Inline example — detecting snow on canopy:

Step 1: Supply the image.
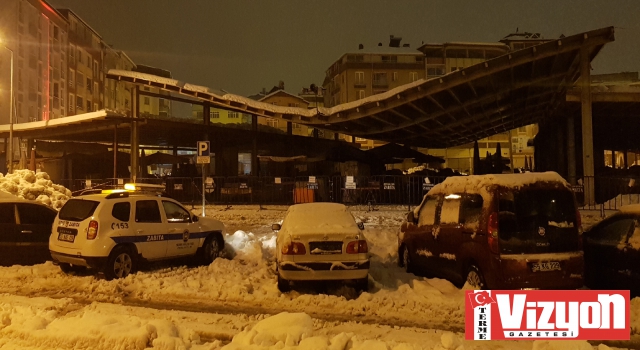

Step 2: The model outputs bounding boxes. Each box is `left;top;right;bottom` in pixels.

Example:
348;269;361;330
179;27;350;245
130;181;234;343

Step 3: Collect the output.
281;203;360;235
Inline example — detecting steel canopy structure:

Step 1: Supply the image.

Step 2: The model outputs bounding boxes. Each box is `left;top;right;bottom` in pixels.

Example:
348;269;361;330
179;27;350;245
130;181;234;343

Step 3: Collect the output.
103;27;614;148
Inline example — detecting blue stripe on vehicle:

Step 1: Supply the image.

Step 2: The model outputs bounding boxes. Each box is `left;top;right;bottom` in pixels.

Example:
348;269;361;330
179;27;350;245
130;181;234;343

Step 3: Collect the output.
111;230;221;244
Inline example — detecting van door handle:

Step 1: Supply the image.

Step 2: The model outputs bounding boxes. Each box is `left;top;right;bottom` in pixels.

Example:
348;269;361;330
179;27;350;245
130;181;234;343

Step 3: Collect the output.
21;230;32;234
168;228;178;233
136;229;144;234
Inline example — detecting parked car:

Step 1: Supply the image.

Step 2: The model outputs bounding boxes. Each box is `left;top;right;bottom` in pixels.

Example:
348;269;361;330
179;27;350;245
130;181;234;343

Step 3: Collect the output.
398;172;583;290
583;204;640;296
0;198;57;266
49;186;225;279
273;203;369;292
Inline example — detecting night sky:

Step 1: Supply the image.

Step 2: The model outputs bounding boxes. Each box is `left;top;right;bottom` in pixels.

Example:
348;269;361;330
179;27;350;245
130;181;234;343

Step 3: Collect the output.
48;0;640;96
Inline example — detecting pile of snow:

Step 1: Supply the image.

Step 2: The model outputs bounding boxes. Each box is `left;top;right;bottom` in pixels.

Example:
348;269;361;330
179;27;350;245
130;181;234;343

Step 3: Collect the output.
0;170;71;210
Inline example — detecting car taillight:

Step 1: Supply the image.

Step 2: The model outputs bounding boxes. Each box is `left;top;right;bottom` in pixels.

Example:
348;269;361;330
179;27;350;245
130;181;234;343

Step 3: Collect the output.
346;240;368;254
487;212;499;254
87;220;98;240
281;242;306;255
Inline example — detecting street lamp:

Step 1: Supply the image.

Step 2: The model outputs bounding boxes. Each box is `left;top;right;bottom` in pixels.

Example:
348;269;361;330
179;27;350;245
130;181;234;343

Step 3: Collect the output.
0;38;14;173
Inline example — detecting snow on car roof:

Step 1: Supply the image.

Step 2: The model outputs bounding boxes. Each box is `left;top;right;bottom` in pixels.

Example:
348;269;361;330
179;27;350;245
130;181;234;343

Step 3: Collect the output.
428;171;569;196
618;204;640;214
283;203;360;234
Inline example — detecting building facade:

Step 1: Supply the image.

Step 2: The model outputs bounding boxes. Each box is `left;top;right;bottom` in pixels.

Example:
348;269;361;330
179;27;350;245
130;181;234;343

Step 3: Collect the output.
0;0;69;123
57;9;104;116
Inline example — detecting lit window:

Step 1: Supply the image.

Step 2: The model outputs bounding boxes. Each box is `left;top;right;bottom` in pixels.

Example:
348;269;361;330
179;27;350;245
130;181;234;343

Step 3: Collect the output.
358;90;365;99
210;111;220;119
410;72;418;82
229;112;239;118
144;97;150;105
355;71;364;84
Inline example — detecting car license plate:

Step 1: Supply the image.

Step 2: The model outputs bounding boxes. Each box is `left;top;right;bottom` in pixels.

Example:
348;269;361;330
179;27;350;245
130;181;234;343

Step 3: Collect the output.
58;233;75;242
531;261;561;272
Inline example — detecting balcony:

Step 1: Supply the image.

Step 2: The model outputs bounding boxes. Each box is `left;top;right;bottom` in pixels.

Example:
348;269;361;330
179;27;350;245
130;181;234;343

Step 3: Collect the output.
354;82;366;88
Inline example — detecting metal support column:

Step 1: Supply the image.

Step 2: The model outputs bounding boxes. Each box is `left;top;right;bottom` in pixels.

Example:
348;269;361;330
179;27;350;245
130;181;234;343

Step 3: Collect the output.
286;122;292;135
313;128;319;138
203;104;210;126
580;47;595;205
252;115;258;176
507;131;514;173
130;87;139;182
113;124;118;179
567;116;576;184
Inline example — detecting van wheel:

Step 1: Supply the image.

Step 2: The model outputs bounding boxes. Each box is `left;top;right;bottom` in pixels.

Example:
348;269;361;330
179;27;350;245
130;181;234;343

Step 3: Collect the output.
466;265;486;290
104;246;135;280
277;275;290;293
403;246;413;273
199;235;223;265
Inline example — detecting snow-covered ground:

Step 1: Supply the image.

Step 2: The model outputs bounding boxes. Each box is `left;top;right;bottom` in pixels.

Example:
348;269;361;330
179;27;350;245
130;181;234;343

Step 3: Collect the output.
0;204;632;349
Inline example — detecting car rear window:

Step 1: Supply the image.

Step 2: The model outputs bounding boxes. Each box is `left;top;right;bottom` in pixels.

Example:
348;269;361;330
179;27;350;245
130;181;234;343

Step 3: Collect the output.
498;188;579;254
59;199;100;221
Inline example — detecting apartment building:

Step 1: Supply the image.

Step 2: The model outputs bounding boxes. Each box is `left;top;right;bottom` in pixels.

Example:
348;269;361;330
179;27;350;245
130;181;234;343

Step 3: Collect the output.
0;0;69;123
103;46;135;115
57;9;105;116
258;89;311;137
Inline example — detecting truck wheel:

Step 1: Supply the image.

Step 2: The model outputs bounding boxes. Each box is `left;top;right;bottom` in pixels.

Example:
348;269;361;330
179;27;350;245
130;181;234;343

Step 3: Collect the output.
104;246;135;280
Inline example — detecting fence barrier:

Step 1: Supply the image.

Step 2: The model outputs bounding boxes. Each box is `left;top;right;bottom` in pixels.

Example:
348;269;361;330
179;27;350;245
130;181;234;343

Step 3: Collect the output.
59;174;640;214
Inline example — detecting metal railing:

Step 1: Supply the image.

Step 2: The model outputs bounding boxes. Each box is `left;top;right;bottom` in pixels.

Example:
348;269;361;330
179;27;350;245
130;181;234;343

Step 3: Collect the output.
61;174;640;214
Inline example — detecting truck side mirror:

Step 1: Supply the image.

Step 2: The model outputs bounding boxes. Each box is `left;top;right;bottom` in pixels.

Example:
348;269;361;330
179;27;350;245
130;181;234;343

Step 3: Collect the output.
272;223;281;231
407;211;416;224
357;222;365;230
192;215;199;223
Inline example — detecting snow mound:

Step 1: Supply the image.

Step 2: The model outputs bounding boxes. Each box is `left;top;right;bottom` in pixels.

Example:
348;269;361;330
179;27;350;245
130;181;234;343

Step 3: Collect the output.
0;170;71;210
224;230;276;262
229;312;313;347
532;340;602;350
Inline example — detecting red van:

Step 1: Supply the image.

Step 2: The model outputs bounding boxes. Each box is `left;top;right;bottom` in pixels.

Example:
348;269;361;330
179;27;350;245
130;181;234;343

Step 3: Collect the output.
398;172;584;290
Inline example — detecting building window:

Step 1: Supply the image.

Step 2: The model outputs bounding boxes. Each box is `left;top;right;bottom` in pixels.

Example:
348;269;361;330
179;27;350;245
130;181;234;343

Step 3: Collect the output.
355;71;364;85
381;55;397;63
266;118;278;128
392;72;398;82
68;93;74;113
53;26;59;40
77;72;84;89
293;123;301;129
229;112;239;118
94;103;98;112
427;67;445;77
373;72;387;86
76;96;83;110
358;90;365;100
53;83;59;98
86;78;92;92
94;82;99;95
86;101;92;111
144;97;150;105
410;72;418;82
415;56;424;62
211;111;219;119
518;126;527;133
77;50;82;65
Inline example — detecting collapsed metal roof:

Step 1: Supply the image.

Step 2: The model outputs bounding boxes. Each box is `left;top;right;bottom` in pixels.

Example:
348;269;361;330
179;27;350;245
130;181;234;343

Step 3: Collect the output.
105;27;614;148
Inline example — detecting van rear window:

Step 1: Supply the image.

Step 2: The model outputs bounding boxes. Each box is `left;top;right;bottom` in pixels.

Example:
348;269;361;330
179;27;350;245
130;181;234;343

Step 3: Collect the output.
498;188;579;254
59;199;99;221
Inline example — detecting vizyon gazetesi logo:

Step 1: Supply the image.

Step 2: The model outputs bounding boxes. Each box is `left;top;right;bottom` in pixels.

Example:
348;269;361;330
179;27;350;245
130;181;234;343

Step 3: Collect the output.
465;290;629;340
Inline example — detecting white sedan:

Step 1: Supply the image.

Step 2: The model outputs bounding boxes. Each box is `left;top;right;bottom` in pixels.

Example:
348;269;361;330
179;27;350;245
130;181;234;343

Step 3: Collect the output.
273;203;369;292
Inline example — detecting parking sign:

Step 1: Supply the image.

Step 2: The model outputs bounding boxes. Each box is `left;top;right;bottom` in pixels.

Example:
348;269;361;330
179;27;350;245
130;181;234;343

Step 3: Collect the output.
197;141;210;164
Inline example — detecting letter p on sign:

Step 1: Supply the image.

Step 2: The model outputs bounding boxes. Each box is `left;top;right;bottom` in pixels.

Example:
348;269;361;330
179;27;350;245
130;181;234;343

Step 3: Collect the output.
197;141;210;157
